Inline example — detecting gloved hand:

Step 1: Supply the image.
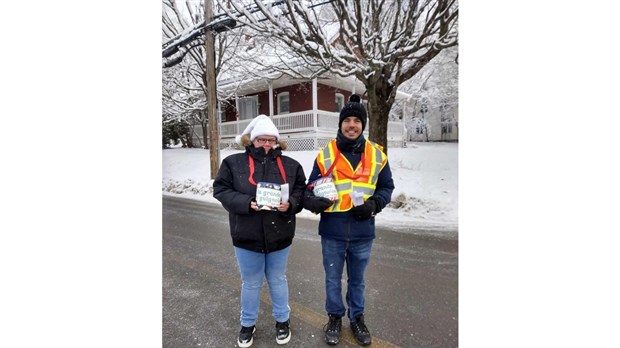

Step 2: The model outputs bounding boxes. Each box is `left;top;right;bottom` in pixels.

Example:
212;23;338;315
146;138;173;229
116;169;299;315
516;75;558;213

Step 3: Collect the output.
349;198;378;220
303;190;333;214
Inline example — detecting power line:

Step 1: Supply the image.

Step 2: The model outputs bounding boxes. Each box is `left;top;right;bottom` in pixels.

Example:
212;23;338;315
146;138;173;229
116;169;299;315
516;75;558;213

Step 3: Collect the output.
162;0;335;68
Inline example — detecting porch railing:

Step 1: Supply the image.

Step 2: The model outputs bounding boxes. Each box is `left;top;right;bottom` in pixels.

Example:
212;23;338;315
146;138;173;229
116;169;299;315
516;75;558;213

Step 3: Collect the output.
213;109;405;150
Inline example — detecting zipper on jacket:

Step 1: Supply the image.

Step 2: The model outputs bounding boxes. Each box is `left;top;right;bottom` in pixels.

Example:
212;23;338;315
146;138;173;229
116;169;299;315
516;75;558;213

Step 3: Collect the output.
261;157;269;253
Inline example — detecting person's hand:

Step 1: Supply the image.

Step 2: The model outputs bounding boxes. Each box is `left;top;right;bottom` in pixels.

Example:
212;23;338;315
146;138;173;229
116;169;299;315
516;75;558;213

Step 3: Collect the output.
277;201;290;213
349;198;377;220
303;190;333;214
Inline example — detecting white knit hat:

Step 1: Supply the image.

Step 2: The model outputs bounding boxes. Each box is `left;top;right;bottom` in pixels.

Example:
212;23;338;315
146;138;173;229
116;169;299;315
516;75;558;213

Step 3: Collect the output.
235;114;280;145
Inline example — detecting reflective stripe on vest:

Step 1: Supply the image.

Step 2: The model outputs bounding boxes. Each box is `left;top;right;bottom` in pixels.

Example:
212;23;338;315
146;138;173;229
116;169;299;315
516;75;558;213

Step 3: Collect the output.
316;139;387;212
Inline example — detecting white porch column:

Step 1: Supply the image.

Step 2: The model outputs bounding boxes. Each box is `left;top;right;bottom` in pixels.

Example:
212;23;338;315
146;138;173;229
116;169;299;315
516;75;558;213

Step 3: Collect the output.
312;78;318;112
269;82;274;116
312;78;318;149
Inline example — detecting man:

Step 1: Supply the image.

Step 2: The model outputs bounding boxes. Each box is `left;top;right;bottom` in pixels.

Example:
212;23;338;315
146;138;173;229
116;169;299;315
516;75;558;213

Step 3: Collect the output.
303;95;395;346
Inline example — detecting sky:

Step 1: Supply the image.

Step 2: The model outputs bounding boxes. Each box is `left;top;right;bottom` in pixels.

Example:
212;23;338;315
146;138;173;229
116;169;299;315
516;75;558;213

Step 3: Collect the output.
163;142;458;233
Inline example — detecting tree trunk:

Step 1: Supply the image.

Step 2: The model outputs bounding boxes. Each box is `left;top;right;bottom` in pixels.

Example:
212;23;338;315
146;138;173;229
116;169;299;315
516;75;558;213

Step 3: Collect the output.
365;79;395;154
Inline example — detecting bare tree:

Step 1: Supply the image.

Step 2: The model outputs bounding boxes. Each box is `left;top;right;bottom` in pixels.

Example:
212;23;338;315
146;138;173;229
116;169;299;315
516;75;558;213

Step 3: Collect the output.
393;46;458;141
162;0;247;148
217;0;458;151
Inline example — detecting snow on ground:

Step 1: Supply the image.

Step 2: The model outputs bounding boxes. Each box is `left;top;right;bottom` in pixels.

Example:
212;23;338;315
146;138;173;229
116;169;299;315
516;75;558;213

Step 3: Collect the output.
163;142;458;233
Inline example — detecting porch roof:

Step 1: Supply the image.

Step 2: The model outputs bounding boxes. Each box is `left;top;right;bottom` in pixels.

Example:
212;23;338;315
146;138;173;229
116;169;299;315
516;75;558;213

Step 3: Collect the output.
218;71;411;101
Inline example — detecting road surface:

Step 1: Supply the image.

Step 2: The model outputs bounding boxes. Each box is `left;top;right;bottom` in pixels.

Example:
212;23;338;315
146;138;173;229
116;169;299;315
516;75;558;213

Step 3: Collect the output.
163;195;458;347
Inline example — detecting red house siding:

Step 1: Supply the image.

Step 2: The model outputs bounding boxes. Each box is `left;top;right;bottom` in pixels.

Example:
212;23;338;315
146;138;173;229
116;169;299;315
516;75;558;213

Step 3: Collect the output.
316;84;350;112
221;82;364;121
258;91;270;115
269;84;313;114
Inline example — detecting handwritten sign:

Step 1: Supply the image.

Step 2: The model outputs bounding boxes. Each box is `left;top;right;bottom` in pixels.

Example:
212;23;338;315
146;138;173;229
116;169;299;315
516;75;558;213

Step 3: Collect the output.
311;177;338;201
256;182;282;211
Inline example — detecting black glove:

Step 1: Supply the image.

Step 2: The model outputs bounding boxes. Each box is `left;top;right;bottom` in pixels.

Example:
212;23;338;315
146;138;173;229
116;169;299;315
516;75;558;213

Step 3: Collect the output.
303;190;333;214
349;198;378;220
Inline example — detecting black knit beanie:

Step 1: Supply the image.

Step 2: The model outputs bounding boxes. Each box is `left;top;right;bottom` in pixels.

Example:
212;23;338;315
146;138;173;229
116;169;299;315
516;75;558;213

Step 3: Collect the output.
339;94;367;131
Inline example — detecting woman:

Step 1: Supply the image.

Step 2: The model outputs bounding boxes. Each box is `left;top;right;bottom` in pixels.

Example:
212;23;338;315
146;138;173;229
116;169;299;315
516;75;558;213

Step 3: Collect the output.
213;115;306;347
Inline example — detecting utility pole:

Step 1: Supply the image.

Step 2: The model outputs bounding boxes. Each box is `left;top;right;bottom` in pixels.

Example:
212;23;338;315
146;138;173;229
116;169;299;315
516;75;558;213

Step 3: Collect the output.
205;0;220;180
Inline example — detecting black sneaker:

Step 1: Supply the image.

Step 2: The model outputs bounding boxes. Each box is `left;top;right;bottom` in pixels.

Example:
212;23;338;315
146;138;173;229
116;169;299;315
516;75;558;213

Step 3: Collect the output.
323;314;342;345
350;315;371;346
238;325;256;348
275;320;291;345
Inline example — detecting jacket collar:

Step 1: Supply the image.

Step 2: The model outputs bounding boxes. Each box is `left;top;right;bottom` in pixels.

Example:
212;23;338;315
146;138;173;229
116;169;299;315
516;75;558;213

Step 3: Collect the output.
246;144;282;160
336;130;366;153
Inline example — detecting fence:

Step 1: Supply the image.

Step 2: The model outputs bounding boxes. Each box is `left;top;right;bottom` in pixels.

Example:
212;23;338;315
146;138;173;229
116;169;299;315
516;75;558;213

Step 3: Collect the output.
192;110;405;151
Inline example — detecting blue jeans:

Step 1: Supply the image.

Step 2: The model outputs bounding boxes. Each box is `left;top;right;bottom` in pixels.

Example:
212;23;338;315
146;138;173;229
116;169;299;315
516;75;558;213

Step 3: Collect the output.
234;246;291;327
321;237;373;320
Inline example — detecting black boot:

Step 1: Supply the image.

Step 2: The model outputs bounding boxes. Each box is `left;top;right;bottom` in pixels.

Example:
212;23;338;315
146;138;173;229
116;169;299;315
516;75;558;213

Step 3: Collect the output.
323;314;342;345
350;315;372;346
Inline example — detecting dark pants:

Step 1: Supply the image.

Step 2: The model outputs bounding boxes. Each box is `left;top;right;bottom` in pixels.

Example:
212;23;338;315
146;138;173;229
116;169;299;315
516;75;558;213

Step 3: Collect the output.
321;237;373;320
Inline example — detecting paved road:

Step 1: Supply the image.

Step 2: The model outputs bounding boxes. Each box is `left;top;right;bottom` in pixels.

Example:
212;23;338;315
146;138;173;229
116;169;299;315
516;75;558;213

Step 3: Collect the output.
163;195;458;347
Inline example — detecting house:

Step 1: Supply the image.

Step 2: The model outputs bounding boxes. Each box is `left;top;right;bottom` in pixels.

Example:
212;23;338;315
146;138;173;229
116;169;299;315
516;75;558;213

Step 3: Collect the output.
191;72;409;151
407;101;459;142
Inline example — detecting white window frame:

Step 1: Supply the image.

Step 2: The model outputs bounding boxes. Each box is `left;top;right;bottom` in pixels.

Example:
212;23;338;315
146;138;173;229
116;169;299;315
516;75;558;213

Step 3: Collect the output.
335;93;345;112
277;92;290;114
238;96;259;120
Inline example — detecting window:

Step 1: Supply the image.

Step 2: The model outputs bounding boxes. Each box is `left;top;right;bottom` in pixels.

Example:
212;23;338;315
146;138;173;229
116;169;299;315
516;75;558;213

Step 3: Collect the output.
441;115;453;134
440;101;454;134
417;104;429;134
238;96;258;120
278;92;290;114
335;93;344;112
414;117;425;134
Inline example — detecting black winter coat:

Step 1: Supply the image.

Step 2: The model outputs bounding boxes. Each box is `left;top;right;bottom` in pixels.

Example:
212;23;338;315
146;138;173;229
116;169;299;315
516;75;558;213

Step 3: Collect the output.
213;145;307;253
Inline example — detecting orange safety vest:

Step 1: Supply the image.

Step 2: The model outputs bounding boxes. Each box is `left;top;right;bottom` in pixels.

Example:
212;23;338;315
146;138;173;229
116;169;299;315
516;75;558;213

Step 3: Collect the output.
316;139;387;212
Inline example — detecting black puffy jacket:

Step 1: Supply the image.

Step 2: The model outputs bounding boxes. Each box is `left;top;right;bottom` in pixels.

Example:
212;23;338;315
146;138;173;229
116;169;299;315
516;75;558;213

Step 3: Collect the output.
213;144;307;253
